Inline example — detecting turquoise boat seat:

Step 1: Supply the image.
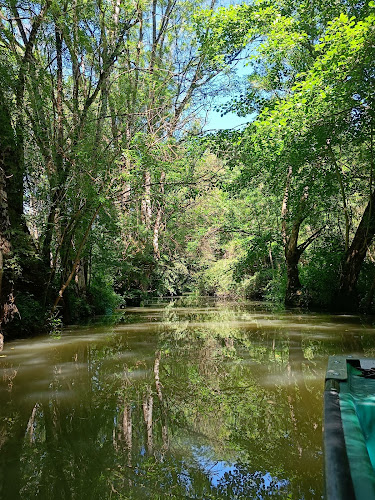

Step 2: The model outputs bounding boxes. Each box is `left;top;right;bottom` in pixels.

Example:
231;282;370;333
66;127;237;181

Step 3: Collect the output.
340;363;375;499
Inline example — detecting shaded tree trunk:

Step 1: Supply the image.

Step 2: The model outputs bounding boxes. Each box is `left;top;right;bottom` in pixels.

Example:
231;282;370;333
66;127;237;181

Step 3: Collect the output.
0;98;25;332
282;166;304;307
0;5;51;333
336;189;375;310
153;172;166;259
141;170;152;229
0;99;24;232
0;167;11;315
281;167;323;306
285;226;303;307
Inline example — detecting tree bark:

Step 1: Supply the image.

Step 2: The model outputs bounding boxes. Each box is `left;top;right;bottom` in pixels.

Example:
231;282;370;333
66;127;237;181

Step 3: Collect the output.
0;93;23;232
285;224;303;307
141;170;152;229
0;167;11;297
0;166;11;333
282;167;304;306
281;167;324;306
153;171;166;259
327;142;350;251
336;189;375;310
52;203;102;312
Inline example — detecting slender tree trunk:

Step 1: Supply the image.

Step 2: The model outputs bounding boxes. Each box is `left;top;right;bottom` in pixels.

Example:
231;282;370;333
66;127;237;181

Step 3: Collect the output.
52;203;102;312
42;204;56;268
281;167;323;306
75;259;87;296
153;209;162;259
285;224;303;306
141;170;152;229
282;167;303;306
153;172;166;259
327;142;350;251
364;274;375;312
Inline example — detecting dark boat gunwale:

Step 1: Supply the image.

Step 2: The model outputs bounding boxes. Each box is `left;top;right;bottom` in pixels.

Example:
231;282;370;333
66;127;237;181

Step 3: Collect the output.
324;356;356;499
324;356;375;500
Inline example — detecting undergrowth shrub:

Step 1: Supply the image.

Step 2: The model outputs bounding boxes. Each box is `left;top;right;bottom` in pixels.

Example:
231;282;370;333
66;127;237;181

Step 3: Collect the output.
89;277;123;315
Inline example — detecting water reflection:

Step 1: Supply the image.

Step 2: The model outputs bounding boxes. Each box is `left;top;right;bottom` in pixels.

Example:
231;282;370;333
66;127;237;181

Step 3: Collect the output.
1;300;374;499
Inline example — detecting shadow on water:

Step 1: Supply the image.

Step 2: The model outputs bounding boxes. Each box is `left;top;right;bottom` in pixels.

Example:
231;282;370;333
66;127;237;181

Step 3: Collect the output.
1;299;375;499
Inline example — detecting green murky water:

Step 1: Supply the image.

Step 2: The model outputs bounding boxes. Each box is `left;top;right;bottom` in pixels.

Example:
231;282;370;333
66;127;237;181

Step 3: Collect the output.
1;299;374;499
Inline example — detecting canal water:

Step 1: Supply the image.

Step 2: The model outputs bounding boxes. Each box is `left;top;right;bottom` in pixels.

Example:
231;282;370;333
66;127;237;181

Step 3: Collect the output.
0;299;374;499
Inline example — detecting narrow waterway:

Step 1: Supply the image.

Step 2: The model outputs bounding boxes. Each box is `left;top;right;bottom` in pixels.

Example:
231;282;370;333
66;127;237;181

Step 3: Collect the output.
0;299;374;499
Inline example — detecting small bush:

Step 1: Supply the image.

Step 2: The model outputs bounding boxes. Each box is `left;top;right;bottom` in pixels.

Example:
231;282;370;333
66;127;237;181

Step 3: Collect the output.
300;238;344;307
240;269;275;299
8;292;45;335
264;270;287;303
89;278;123;315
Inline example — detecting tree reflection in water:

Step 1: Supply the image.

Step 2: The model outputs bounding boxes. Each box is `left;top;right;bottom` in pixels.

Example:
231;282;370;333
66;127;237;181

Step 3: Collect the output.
0;300;370;499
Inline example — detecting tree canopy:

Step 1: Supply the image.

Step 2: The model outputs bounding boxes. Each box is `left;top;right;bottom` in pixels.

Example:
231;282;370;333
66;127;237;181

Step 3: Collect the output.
0;0;374;336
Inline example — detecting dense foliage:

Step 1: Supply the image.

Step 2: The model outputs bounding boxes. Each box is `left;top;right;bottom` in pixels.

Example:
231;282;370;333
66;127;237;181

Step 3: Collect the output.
0;0;374;336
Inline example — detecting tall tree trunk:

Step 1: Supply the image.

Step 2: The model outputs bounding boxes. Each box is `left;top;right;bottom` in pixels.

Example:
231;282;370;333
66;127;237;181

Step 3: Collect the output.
285;224;303;306
153;172;165;259
52;203;102;312
281;167;304;306
0;166;12;335
0;93;24;233
281;167;323;306
0;168;11;298
153;209;162;259
0;97;29;330
0;5;51;333
141;170;152;229
337;189;375;310
327;142;350;251
42;204;56;268
75;259;87;297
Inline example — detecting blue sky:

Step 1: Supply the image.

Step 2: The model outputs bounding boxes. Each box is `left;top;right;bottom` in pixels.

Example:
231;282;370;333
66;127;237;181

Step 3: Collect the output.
202;58;253;131
204;108;250;131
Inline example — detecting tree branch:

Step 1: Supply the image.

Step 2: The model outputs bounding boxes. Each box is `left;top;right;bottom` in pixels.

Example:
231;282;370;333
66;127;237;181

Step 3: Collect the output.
297;226;326;254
